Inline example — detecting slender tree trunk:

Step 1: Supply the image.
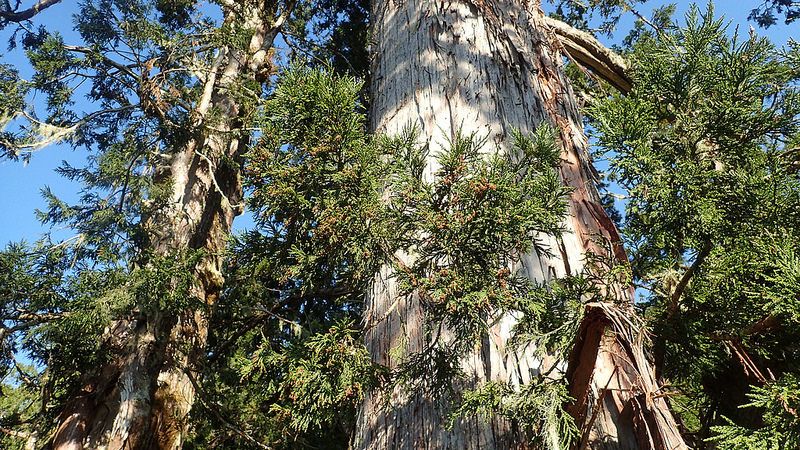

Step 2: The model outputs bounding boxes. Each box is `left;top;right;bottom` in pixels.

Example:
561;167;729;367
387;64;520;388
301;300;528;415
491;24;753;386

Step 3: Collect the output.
49;3;284;449
355;1;686;449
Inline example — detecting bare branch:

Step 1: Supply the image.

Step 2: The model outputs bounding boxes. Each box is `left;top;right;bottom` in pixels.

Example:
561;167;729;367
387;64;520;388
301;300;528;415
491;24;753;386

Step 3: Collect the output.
668;241;713;314
744;314;781;335
724;339;772;383
0;0;60;23
0;426;35;440
541;15;632;93
62;45;140;80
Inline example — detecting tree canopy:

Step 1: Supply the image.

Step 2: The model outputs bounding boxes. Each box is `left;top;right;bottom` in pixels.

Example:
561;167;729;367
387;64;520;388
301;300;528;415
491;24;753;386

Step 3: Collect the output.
0;1;798;449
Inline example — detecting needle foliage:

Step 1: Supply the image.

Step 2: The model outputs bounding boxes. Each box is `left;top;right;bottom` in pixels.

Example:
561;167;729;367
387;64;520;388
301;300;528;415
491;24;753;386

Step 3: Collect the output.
591;6;800;448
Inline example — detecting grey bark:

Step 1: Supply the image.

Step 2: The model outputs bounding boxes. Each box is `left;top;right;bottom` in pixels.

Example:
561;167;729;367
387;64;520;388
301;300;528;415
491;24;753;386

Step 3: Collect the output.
355;1;686;449
49;3;286;449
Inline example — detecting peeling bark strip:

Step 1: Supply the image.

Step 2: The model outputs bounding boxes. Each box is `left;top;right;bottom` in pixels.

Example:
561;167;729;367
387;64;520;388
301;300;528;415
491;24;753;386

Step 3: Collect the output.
49;2;287;449
540;16;632;93
356;1;685;449
566;304;686;450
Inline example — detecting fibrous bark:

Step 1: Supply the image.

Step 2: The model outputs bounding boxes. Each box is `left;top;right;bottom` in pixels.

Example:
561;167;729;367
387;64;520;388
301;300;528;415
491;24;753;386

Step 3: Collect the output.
49;3;286;449
355;1;685;449
540;15;632;93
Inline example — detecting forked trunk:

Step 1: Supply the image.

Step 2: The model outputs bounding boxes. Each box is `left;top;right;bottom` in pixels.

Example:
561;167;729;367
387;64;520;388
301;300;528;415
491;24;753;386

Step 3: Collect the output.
49;3;284;449
355;1;686;448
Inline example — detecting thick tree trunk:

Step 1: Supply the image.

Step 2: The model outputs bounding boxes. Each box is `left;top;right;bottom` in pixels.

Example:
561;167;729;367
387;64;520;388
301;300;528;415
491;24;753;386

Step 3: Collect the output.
355;1;686;449
49;3;283;449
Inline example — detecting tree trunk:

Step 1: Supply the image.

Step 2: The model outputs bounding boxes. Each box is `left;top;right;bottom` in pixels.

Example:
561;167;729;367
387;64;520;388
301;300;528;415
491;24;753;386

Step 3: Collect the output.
355;1;686;449
49;3;284;449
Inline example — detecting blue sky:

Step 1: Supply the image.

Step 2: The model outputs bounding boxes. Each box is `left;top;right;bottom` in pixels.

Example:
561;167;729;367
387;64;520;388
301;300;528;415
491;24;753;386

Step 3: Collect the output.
0;1;796;247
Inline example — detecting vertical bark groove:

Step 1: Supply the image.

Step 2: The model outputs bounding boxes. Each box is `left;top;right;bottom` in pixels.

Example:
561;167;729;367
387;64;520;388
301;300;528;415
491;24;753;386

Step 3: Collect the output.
49;3;286;449
356;0;686;448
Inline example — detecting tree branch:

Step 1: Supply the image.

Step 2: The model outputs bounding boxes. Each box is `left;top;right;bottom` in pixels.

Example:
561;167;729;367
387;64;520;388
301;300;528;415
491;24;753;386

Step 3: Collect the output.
541;15;632;93
0;427;35;440
184;370;272;450
0;0;61;23
62;45;140;80
668;241;713;314
7;106;137;154
744;314;781;335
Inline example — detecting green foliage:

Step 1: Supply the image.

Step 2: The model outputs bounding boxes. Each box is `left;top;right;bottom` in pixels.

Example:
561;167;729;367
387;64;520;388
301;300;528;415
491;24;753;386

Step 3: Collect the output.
620;3;677;49
749;0;800;27
301;0;371;77
0;64;29;160
762;242;800;322
0;365;39;450
239;321;382;437
246;64;387;298
511;275;598;359
590;5;800;446
0;240;203;433
193;322;382;449
129;251;204;312
383;124;567;393
192;65;386;448
710;374;800;449
450;379;578;449
155;0;198;28
594;7;798;258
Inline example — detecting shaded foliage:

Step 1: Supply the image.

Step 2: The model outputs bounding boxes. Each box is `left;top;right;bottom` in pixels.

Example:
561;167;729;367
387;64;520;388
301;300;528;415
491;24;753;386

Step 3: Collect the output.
590;5;800;447
749;0;800;27
190;66;386;448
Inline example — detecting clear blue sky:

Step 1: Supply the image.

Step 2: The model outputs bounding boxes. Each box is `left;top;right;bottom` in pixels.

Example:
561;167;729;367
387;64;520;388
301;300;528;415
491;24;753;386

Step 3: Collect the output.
0;1;796;247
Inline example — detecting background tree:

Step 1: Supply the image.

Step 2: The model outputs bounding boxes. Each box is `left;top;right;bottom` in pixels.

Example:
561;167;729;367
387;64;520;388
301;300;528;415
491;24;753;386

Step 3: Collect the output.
0;0;297;447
